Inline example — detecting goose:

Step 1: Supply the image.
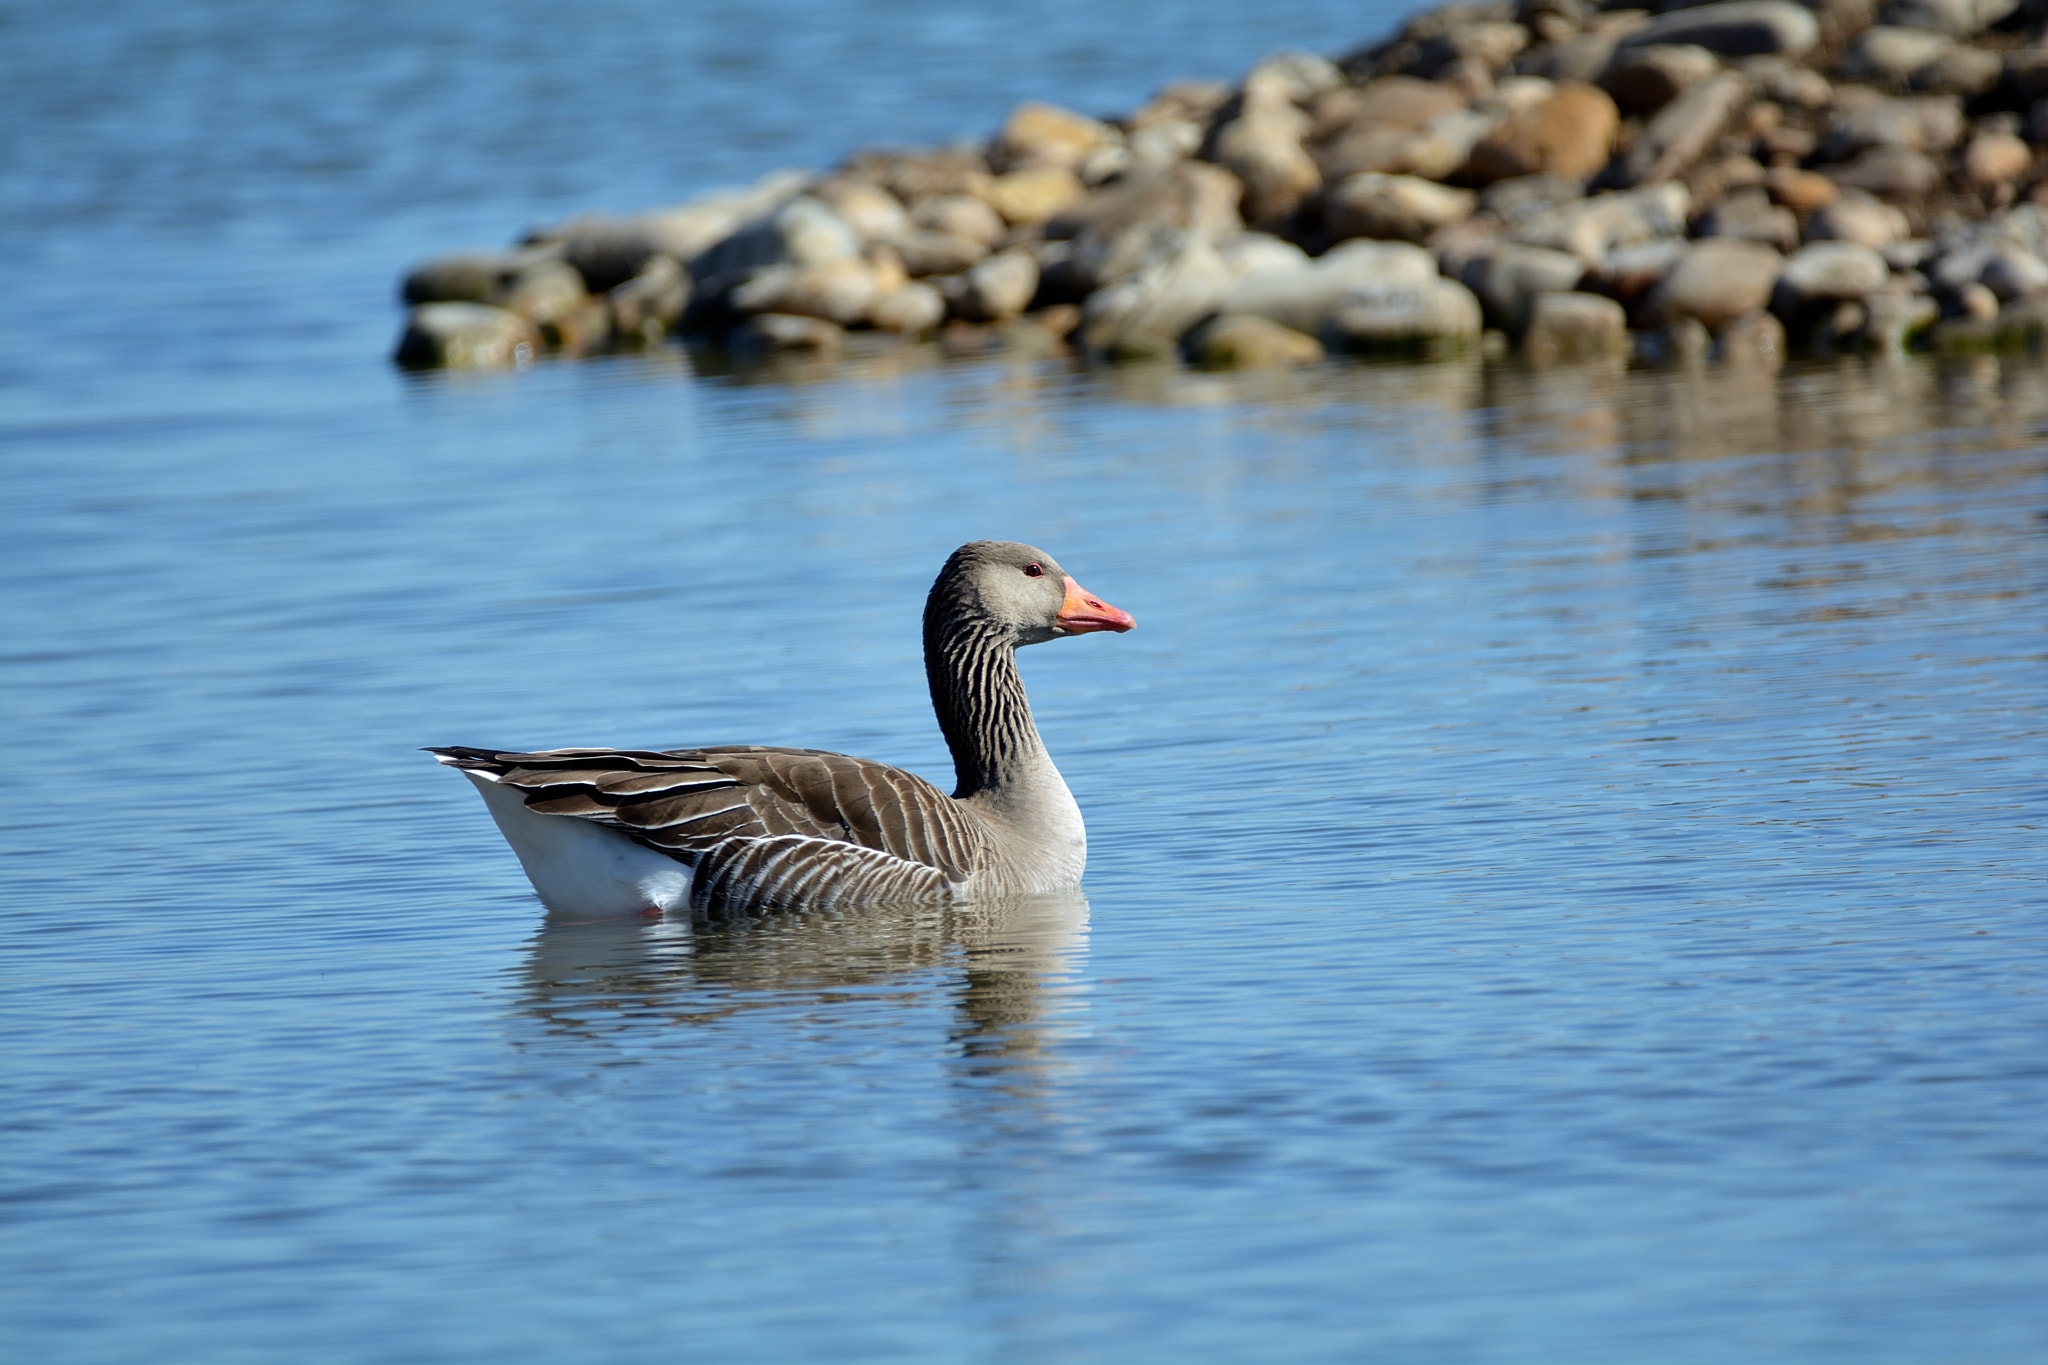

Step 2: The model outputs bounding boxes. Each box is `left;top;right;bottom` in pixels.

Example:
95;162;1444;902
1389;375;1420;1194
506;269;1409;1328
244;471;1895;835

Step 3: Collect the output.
429;541;1134;916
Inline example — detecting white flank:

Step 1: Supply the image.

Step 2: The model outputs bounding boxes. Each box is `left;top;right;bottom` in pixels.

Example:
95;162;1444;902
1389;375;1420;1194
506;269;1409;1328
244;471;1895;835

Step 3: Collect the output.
465;772;693;916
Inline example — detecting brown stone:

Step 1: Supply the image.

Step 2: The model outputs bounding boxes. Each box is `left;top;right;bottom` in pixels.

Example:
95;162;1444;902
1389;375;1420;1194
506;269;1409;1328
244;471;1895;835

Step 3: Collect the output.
1522;290;1629;360
939;249;1041;322
1602;44;1722;116
866;282;946;334
393;303;539;370
1213;113;1322;227
1764;166;1839;213
1325;173;1478;243
982;166;1086;226
910;194;1006;249
990;102;1113;174
1963;132;2034;189
1613;71;1751;186
1184;314;1326;369
1827;145;1942;199
1463;81;1620;184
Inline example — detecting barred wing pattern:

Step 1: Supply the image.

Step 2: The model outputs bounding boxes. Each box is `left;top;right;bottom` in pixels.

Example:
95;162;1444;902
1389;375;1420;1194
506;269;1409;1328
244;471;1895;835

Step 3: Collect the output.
426;744;986;913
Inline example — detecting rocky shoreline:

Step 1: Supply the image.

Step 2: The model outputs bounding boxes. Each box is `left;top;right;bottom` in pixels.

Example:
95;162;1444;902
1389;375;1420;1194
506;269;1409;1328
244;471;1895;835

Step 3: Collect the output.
395;0;2048;372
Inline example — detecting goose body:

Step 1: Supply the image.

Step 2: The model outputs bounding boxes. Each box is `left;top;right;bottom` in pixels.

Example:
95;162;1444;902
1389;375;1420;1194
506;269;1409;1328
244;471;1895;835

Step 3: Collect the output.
431;541;1134;916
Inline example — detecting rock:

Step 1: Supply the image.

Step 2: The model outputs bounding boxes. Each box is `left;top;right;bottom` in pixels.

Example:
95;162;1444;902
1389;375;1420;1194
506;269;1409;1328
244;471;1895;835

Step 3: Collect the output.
1611;71;1751;186
1521;289;1629;358
1617;2;1819;59
1915;46;2004;97
1217;233;1314;280
729;257;879;324
1212;107;1322;227
1827;144;1942;198
940;249;1042;322
846;148;992;204
692;197;863;298
1463;80;1619;183
1952;279;2001;319
1878;0;2018;35
1511;182;1692;260
1183;313;1327;368
1517;11;1656;81
1716;307;1787;364
1776;240;1891;303
1602;44;1722;115
1643;314;1714;361
1480;172;1587;224
1467;242;1589;330
1247;51;1345;103
1695;185;1800;251
608;255;690;341
811;178;913;244
1764;166;1839;213
1313;75;1468;139
2008;49;2048;104
402;251;546;305
1078;235;1233;359
1586;236;1691;304
1964;132;2034;189
1859;290;1941;348
1050;161;1243;291
910;193;1006;249
1643;236;1784;328
1805;193;1910;247
393;303;539;369
1980;246;2048;299
866;281;946;334
1841;27;1954;85
982;166;1086;226
990;102;1114;174
491;259;590;330
1821;96;1963;162
890;230;990;278
1217;237;1441;334
1321;277;1485;353
1325;173;1479;242
728;313;845;357
1744;57;1831;110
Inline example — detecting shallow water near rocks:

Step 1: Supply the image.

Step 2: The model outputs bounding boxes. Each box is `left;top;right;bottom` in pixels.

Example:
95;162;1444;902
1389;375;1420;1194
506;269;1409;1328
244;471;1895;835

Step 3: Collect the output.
5;3;2048;1362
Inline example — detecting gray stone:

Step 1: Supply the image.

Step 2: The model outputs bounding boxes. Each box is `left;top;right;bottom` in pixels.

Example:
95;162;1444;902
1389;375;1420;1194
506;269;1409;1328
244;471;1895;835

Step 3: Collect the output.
1878;0;2018;35
1859;291;1942;348
889;231;990;278
1805;194;1909;249
1079;236;1233;359
393;303;539;370
1512;182;1692;260
910;193;1006;249
402;251;546;306
812;178;913;244
1602;44;1722;115
490;260;590;327
1840;27;1954;84
1587;236;1691;304
1049;161;1243;291
1743;57;1831;109
729;258;879;324
692;197;863;299
1611;71;1751;186
1776;241;1891;302
1821;96;1963;162
1467;242;1589;331
1321;277;1485;354
1827;145;1943;198
1980;247;2048;300
1183;314;1327;369
1217;233;1314;282
1217;238;1441;335
1521;290;1629;359
1914;45;2004;97
1325;173;1478;243
1617;2;1819;59
940;249;1041;322
1694;186;1799;252
1480;173;1587;224
608;255;690;342
1643;237;1784;329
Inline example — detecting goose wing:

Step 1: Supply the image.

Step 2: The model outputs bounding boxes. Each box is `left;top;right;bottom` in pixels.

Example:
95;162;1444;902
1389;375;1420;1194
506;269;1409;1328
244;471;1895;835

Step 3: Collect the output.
426;744;986;905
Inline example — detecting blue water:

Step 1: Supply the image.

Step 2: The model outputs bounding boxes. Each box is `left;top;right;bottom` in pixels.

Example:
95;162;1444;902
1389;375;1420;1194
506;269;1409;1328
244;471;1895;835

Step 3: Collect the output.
4;3;2046;1362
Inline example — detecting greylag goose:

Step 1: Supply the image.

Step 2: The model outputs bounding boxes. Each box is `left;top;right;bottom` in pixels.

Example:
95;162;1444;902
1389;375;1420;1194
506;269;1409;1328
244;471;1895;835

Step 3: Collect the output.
429;541;1134;916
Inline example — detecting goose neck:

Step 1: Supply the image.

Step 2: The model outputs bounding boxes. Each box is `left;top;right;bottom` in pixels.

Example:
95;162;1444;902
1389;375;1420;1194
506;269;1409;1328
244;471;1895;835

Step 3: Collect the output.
924;621;1043;800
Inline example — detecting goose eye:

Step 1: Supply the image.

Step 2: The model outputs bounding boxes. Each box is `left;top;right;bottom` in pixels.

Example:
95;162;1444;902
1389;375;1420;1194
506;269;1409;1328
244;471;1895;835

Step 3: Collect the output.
1023;563;1044;578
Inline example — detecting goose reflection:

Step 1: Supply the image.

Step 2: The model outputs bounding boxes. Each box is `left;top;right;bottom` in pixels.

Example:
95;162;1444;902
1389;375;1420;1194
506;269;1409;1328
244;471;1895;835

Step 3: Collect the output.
511;890;1091;1078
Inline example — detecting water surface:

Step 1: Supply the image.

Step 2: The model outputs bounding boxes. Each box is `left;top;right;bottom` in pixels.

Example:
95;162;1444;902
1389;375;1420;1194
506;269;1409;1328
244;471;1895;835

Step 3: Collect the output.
4;3;2047;1362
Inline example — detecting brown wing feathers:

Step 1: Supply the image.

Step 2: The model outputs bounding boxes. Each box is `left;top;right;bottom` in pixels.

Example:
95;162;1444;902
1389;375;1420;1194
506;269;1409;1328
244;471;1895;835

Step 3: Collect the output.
424;744;985;907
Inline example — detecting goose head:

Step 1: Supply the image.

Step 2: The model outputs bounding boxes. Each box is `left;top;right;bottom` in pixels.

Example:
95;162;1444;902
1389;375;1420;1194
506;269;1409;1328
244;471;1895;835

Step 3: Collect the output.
929;540;1136;649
